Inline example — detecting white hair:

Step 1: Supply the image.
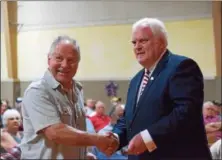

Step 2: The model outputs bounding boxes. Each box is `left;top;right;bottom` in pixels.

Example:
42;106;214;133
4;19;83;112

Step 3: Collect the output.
95;101;105;108
132;18;168;46
203;101;214;108
2;109;21;127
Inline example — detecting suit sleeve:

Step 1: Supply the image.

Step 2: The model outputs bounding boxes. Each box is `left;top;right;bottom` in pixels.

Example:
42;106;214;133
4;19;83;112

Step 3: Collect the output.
112;115;128;150
112;85;132;150
147;58;204;146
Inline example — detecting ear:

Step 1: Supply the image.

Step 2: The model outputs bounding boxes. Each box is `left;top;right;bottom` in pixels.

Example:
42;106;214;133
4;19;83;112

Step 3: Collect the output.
157;36;165;50
47;55;51;65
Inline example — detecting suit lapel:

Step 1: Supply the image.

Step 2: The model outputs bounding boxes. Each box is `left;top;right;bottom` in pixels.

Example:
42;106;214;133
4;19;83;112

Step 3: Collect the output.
130;70;144;115
130;51;171;126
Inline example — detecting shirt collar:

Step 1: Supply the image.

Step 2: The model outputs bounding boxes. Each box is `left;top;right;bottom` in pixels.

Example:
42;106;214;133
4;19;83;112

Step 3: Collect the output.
44;69;60;89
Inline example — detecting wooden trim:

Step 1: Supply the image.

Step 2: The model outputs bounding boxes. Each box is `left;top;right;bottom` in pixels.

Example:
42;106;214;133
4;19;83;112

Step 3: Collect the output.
212;1;221;77
2;1;18;79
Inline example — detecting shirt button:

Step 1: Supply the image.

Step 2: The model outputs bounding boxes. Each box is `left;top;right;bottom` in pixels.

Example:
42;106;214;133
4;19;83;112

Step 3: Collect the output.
129;128;132;132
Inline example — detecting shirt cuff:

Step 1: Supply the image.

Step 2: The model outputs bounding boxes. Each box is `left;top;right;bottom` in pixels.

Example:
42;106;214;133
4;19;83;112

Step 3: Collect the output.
113;133;119;141
140;129;157;152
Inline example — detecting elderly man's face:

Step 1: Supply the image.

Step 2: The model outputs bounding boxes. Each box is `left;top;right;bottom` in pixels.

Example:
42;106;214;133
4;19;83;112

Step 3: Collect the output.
48;42;79;85
132;26;164;68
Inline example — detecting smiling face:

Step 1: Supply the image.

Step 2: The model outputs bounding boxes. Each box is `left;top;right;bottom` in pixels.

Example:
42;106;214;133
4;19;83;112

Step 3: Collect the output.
131;26;165;68
48;41;79;86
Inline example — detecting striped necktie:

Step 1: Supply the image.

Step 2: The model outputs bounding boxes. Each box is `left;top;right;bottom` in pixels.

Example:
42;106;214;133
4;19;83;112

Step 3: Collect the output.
139;70;150;97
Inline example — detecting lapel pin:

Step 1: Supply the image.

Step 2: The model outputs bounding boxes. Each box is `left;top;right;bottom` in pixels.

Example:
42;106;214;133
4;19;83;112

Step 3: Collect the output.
150;77;154;81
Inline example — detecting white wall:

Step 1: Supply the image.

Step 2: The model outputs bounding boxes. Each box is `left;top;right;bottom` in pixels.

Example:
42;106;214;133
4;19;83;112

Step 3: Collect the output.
1;1;212;31
1;1;214;81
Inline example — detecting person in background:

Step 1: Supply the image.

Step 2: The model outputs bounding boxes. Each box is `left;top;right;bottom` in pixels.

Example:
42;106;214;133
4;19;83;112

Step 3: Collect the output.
85;99;97;117
2;109;23;144
1;101;9;115
108;97;122;117
212;100;222;120
89;101;111;133
15;97;24;131
0;100;3;128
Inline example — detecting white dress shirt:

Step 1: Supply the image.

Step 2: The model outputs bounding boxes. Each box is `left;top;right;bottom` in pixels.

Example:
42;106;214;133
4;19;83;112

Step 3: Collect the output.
140;51;166;152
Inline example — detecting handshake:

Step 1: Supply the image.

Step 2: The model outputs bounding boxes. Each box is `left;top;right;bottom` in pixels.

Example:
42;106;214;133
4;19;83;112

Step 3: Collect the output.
93;131;148;156
94;132;120;156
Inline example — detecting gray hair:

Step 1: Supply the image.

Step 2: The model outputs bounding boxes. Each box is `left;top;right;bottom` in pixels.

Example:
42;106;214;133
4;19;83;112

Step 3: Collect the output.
48;36;81;61
203;101;214;108
132;18;168;46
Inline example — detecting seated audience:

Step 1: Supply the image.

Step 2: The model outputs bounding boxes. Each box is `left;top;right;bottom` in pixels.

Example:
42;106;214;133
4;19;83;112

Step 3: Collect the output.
85;99;96;117
108;97;122;117
110;104;125;125
86;103;127;160
2;109;23;144
203;101;220;124
203;101;221;145
89;101;111;132
212;100;222;120
15;97;24;131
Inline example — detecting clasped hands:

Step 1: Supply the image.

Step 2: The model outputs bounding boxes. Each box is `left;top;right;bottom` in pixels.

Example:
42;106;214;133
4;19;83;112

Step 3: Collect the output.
95;132;119;156
96;132;148;156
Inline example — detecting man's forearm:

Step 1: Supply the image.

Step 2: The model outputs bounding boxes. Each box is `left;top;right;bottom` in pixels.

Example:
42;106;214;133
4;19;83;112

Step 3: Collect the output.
45;123;98;146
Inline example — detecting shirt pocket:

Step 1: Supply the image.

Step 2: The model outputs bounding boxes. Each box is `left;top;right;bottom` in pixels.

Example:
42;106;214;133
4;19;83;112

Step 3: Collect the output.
56;102;72;125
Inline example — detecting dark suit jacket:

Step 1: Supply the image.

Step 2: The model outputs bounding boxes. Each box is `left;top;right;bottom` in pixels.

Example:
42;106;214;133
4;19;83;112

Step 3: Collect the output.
113;50;212;160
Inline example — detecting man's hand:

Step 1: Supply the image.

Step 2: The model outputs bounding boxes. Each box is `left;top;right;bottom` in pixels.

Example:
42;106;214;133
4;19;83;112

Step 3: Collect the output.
96;132;119;156
127;133;147;155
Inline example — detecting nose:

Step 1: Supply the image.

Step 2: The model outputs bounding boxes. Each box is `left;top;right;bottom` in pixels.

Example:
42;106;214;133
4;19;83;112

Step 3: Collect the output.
14;118;19;122
61;59;69;68
134;42;142;51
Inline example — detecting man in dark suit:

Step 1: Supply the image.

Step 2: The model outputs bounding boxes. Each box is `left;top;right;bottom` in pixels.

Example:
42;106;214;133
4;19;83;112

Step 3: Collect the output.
110;18;212;160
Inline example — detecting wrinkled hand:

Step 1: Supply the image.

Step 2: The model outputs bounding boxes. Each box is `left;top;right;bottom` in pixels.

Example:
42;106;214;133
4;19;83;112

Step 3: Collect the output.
96;132;119;156
86;152;97;160
127;133;146;155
